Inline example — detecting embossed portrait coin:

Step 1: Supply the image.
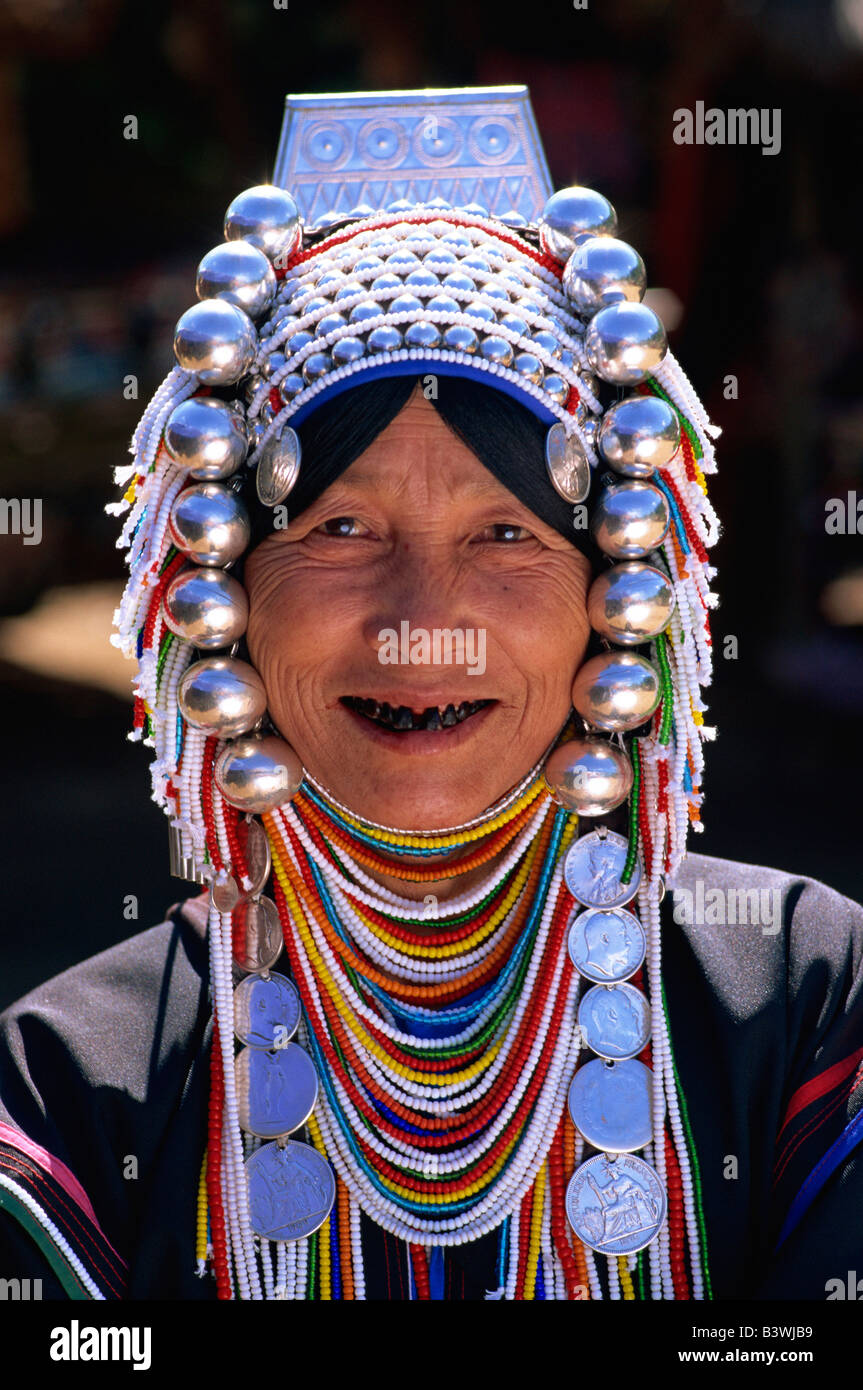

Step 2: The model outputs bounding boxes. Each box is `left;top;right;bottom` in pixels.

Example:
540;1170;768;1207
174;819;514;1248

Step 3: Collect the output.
545;421;591;504
567;907;646;984
565;1152;666;1255
563;831;641;909
577;982;651;1060
231;894;283;973
246;1140;336;1242
236;817;272;897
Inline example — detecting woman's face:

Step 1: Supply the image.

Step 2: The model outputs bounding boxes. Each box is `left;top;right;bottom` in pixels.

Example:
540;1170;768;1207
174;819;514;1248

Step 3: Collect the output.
245;385;592;829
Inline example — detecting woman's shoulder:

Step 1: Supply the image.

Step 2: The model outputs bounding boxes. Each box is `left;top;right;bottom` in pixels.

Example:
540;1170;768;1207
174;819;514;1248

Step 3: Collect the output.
0;895;210;1082
0;896;213;1299
662;849;863;1296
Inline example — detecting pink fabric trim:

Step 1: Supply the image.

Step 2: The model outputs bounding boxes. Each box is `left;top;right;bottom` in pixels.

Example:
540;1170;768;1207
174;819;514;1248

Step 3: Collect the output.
0;1120;127;1269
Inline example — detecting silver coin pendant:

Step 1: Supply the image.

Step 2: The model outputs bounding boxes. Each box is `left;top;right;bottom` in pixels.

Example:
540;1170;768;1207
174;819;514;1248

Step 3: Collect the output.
235;1042;319;1138
545;422;590;504
567;906;646;983
231;894;283;973
246;1140;336;1242
565;1152;666;1255
577;981;651;1060
564;830;641;909
567;1057;656;1153
233;970;302;1049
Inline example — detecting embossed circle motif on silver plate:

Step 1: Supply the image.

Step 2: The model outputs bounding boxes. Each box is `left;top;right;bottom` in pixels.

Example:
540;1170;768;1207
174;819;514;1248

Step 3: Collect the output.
567;1058;654;1152
577;982;651;1061
545;422;590;504
567;907;646;984
235;1042;319;1138
233;971;302;1050
246;1139;336;1242
563;830;641;909
565;1152;666;1255
231;895;283;973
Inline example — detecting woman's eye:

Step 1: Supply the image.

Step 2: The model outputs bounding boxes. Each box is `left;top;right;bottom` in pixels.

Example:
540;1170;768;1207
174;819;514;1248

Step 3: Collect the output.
477;523;533;543
317;516;367;537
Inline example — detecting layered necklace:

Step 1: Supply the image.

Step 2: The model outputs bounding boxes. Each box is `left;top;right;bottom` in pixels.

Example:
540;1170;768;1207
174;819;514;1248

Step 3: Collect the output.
200;751;711;1301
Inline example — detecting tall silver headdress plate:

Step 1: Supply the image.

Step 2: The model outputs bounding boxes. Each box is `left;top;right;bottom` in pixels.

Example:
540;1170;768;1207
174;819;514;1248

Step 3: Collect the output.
273;86;552;225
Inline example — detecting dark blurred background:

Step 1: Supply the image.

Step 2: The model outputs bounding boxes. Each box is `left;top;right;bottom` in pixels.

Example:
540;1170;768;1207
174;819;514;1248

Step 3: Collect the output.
1;0;862;1008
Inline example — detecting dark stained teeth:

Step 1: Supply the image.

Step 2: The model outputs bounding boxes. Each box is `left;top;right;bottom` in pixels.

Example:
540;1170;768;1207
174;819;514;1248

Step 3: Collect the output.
343;696;492;730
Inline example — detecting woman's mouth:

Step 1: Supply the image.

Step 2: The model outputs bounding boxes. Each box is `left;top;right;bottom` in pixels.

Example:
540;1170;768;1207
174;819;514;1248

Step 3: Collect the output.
341;695;494;732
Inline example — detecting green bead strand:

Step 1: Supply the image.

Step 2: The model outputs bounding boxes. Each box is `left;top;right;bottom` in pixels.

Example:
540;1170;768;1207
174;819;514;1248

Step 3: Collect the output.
620;737;641;885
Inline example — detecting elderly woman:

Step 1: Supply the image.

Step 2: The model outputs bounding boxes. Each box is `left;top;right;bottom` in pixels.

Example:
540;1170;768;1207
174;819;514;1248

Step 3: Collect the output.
0;89;861;1304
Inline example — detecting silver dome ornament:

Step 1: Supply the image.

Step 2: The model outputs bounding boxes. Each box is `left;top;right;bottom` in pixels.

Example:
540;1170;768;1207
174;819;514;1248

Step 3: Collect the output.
279;374;305;403
173;300;257;385
587;561;676;645
215;735;304;813
260;350;287;380
178;657;268;737
404;320;442;349
168;483;251;567
479;335;514;367
538;186;618;263
302;351;333;384
591;481;671;559
331;336;366;366
367;325;403;352
581;416;601;452
562;237;647;316
195;241;277;321
224;185;301;264
598;395;681;477
163;397;248;481
584;303;667;385
544;737;633;817
513;352;544;386
571;652;661;732
443;324;479;354
545;423;590;503
543;374;570;407
256;426;301;508
163;567;249;649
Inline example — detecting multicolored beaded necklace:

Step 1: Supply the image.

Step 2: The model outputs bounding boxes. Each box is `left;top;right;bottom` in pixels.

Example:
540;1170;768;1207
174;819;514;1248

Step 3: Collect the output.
198;757;712;1300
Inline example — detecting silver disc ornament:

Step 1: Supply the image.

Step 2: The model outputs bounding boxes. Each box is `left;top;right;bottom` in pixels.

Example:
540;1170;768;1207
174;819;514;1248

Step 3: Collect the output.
567;906;645;984
232;894;283;973
545;423;590;504
235;1042;319;1138
565;1152;666;1255
233;971;301;1050
577;982;651;1061
567;1058;655;1153
256;426;301;507
210;870;240;913
564;830;640;909
236;817;272;896
246;1140;336;1242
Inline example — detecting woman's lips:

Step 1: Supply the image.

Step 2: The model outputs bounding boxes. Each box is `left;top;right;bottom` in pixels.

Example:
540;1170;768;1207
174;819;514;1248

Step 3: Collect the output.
337;694;498;755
